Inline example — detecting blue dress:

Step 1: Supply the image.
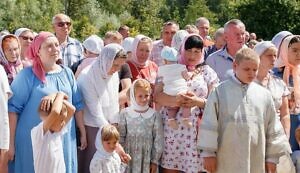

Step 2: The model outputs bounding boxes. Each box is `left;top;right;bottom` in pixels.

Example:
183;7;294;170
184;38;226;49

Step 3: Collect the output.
8;66;83;173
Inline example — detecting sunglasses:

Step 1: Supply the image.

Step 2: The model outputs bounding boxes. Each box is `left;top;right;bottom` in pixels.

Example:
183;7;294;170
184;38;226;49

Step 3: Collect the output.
20;36;34;41
56;22;72;27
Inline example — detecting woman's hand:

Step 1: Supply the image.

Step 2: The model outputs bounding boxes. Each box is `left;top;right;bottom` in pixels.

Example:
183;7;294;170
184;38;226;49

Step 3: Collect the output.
178;91;206;108
78;132;87;150
150;163;158;173
7;144;15;161
115;143;131;164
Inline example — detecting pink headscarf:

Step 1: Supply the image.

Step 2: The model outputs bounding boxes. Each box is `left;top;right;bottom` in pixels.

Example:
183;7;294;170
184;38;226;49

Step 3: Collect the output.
0;34;23;84
131;34;152;68
26;31;55;83
280;35;300;110
179;34;204;71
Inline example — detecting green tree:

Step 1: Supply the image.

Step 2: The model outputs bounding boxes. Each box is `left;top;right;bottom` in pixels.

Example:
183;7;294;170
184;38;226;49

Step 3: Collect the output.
236;0;300;39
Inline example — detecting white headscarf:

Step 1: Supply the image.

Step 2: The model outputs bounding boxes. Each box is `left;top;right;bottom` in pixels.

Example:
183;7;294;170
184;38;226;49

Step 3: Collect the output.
128;79;155;119
94;125;116;159
91;43;123;118
131;34;152;68
14;28;31;37
272;31;293;68
83;35;104;54
122;37;134;53
253;41;276;57
171;30;189;51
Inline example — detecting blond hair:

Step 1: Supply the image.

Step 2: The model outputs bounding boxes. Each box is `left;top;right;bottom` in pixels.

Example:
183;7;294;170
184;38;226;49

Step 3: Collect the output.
234;47;259;64
134;79;151;95
104;31;123;45
101;124;120;141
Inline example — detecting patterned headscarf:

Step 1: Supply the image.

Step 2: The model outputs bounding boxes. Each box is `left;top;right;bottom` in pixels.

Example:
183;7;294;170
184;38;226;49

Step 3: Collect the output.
0;34;23;84
26;31;55;83
131;34;152;68
179;34;204;71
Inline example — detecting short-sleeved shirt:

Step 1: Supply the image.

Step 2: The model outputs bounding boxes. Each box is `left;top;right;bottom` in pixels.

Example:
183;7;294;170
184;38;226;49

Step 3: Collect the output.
205;46;234;82
59;36;84;68
118;63;132;92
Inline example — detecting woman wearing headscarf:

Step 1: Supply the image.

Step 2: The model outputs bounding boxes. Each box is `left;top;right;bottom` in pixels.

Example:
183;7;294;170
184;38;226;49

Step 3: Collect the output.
154;34;219;172
0;34;23;84
254;41;294;173
272;35;300;152
77;43;128;173
7;31;86;173
127;34;158;85
14;28;34;67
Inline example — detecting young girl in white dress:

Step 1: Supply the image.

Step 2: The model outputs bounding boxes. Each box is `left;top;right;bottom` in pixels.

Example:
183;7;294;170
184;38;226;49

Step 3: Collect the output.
90;124;123;173
119;79;163;173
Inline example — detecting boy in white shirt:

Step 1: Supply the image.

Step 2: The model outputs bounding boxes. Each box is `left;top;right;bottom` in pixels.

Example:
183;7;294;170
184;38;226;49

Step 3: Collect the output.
31;92;75;173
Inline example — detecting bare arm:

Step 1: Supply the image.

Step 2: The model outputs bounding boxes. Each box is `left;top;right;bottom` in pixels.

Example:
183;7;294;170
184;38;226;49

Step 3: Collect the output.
153;82;180;107
75;110;87;150
119;78;131;108
279;96;290;139
8;112;17;161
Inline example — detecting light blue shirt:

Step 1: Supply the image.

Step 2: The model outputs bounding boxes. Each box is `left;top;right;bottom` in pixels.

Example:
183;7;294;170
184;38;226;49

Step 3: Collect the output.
205;46;234;82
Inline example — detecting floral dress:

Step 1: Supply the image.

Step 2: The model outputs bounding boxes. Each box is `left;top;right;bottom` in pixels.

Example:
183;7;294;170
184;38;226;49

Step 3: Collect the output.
160;65;218;173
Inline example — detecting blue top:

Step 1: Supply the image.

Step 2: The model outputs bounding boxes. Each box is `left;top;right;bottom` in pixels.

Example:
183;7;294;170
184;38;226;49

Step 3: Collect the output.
205;46;234;82
8;66;83;173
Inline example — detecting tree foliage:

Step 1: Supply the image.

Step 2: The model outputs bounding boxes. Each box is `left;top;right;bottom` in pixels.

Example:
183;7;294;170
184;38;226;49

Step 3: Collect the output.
0;0;299;40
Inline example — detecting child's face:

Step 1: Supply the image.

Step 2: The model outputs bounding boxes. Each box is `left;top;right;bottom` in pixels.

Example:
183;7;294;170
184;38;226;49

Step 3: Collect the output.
233;59;259;84
136;42;151;64
102;138;118;153
288;42;300;66
259;47;277;70
135;87;150;106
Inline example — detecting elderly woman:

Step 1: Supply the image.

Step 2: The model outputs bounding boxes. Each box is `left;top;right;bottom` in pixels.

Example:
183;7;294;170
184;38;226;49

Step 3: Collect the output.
14;28;34;67
154;34;219;173
7;32;86;173
0;34;23;84
77;43;128;173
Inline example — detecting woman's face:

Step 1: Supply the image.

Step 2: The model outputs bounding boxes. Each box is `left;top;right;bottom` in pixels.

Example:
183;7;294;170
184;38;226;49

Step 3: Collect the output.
259;47;277;70
3;38;20;63
136;41;151;64
18;31;34;52
183;47;202;66
107;57;126;75
135;87;150;106
38;36;60;66
288;42;300;66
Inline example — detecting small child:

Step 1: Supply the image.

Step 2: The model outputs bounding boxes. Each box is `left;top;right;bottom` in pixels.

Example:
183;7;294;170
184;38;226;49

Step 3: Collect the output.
31;92;76;173
157;46;193;129
198;48;289;173
119;79;163;173
89;124;123;173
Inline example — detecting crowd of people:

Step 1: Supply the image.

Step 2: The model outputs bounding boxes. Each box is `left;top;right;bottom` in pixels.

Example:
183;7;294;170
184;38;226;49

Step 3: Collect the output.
0;12;299;173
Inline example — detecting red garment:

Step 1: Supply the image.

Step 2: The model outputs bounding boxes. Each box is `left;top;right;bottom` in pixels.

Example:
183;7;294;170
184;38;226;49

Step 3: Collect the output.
127;60;158;84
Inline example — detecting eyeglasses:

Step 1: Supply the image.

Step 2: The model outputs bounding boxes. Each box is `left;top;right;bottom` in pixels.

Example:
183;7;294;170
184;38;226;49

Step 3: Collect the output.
56;22;72;27
19;36;34;41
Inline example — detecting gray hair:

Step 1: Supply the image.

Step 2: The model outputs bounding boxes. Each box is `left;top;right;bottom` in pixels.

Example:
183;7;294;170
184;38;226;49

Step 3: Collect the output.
224;19;245;33
195;17;209;27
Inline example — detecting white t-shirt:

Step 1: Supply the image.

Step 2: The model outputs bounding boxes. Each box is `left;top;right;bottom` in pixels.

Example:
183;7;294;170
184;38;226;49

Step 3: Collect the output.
157;64;188;95
31;122;66;173
0;65;12;150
